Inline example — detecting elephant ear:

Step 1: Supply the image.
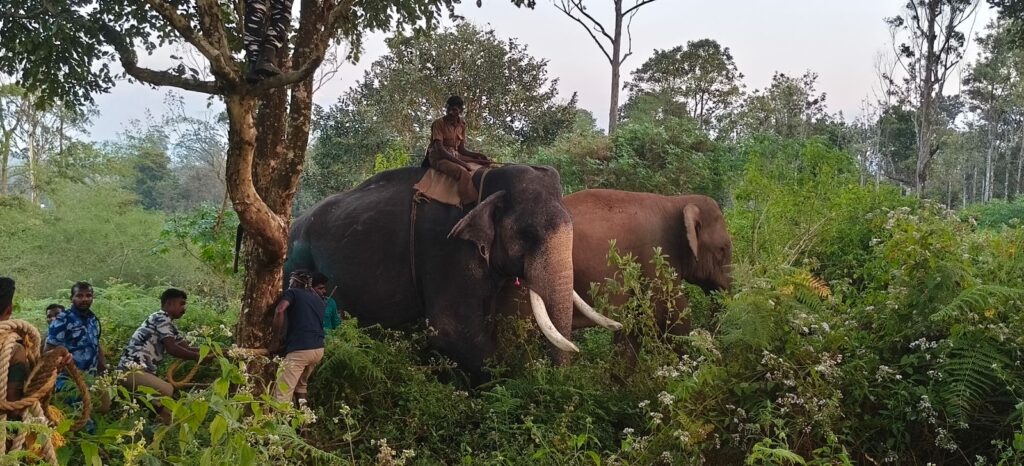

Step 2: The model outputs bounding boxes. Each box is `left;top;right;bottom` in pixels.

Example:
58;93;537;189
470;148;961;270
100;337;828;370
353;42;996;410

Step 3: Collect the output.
449;191;507;264
683;204;702;261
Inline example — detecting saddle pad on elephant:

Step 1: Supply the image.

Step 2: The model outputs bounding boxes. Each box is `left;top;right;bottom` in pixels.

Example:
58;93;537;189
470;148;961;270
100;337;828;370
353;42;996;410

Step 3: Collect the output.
413;162;484;207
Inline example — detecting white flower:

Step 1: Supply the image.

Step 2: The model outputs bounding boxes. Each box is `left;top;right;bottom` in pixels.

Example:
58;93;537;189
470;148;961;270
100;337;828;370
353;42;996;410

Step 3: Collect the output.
638;400;650;409
657;391;675;406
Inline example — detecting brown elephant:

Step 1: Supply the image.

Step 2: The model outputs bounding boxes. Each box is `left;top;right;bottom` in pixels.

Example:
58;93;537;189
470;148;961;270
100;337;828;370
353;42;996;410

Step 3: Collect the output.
499;189;731;360
567;189;732;332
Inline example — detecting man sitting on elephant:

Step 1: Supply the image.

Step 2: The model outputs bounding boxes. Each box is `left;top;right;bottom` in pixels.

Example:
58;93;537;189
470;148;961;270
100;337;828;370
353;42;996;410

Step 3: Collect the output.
419;95;492;204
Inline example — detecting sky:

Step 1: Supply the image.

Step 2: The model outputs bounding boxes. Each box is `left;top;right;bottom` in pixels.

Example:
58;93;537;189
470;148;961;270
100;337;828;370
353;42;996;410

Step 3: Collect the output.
85;0;996;142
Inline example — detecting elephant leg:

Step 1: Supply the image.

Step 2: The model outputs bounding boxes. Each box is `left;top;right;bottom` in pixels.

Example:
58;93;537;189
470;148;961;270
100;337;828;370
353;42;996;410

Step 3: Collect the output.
424;294;497;385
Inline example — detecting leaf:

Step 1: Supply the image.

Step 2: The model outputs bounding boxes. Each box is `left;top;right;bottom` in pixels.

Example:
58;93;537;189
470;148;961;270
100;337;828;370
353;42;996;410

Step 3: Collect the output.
239;442;257;465
209;414;227;444
80;441;102;466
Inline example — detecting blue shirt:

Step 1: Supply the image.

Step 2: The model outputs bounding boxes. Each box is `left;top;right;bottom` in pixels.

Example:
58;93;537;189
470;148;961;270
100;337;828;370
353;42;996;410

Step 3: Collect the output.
281;288;325;353
47;306;102;389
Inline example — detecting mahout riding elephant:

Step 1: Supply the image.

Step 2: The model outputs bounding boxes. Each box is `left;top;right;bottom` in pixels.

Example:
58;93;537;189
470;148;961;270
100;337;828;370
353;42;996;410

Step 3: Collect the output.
285;165;617;382
499;189;731;362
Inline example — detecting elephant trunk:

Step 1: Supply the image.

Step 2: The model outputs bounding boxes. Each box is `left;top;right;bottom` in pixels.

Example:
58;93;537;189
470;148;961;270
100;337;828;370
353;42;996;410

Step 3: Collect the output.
525;224;577;364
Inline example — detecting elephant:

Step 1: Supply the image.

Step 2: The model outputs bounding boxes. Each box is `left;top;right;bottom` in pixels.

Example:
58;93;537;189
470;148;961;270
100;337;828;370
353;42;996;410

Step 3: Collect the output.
499;189;731;362
284;165;617;381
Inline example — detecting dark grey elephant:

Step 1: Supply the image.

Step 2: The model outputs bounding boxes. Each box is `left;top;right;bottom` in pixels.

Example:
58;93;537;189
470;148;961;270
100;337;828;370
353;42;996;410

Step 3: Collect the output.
285;165;608;381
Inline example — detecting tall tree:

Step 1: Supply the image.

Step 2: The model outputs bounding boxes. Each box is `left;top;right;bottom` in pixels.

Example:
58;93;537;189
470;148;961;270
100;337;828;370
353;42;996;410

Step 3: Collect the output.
964;22;1016;202
0;84;24;196
553;0;661;135
622;39;743;134
0;85;91;202
0;0;536;360
304;23;577;200
886;0;980;196
735;71;833;140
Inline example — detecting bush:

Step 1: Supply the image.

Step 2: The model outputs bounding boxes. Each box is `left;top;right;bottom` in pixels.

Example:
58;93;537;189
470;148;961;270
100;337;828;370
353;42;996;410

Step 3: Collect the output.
961;197;1024;229
531;117;738;201
0;183;223;298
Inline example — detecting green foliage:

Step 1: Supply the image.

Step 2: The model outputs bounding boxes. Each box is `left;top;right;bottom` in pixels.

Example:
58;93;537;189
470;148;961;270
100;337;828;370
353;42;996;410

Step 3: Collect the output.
158;203;242;302
534;116;738;200
301;22;577;204
372;143;412;174
962;197;1024;229
0;182;227;298
0;0;535;108
734;72;838;141
939;334;1012;425
622;38;743;133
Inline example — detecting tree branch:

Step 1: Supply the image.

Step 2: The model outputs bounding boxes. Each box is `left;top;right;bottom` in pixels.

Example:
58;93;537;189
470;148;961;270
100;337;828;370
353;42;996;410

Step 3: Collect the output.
224;94;287;254
622;0;659;16
99;23;220;95
142;0;224;67
195;0;240;82
553;1;612;63
621;7;639;63
563;0;613;42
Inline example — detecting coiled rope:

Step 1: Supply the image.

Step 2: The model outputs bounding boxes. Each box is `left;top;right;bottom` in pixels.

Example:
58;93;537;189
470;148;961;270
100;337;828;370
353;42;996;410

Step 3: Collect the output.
166;347;270;389
0;319;91;465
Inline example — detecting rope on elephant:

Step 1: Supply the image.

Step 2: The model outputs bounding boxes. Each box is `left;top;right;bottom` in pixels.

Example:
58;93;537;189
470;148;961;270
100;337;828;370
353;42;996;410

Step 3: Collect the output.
0;319;92;465
165;346;271;388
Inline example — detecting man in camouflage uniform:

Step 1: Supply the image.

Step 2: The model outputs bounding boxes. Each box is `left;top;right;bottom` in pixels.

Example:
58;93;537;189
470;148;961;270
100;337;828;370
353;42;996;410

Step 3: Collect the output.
117;288;206;424
244;0;294;82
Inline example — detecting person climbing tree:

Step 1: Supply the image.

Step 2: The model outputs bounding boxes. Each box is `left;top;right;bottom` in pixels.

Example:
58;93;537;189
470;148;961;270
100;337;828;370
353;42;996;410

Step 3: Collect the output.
244;0;295;82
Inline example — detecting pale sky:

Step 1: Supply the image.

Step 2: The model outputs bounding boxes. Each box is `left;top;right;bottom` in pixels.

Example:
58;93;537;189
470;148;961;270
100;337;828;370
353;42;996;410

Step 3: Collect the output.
86;0;996;142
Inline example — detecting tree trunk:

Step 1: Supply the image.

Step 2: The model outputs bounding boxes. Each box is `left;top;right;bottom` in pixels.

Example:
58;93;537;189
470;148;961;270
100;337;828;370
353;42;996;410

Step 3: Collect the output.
985;121;995;202
607;0;623;136
225;94;287;351
1004;148;1010;201
228;3;318;380
946;179;952;209
962;168;968;208
972;164;978;203
915;116;932;197
1016;140;1024;200
0;131;11;196
27;116;38;204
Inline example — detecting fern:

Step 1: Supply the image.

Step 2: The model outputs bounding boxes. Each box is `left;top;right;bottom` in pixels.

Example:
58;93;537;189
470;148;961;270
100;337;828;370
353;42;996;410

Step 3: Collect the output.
930;285;1024;325
746;438;807;465
939;335;1012;426
789;270;832;300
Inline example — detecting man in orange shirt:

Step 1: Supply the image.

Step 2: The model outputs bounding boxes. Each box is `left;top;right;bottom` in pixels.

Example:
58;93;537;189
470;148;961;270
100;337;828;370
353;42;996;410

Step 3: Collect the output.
425;96;492;202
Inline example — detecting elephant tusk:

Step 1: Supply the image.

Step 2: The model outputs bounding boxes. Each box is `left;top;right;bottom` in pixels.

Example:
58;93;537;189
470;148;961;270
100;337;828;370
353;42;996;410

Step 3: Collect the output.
573;291;623;331
528;289;579;353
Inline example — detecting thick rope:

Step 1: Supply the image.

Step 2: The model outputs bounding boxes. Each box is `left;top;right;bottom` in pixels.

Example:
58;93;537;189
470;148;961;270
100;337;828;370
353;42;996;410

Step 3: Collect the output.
166;347;270;388
0;319;92;465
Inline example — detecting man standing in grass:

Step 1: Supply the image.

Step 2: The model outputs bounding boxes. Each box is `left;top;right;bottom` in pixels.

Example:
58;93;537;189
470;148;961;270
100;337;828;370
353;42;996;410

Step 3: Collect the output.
117;288;206;424
272;270;325;407
45;281;105;390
